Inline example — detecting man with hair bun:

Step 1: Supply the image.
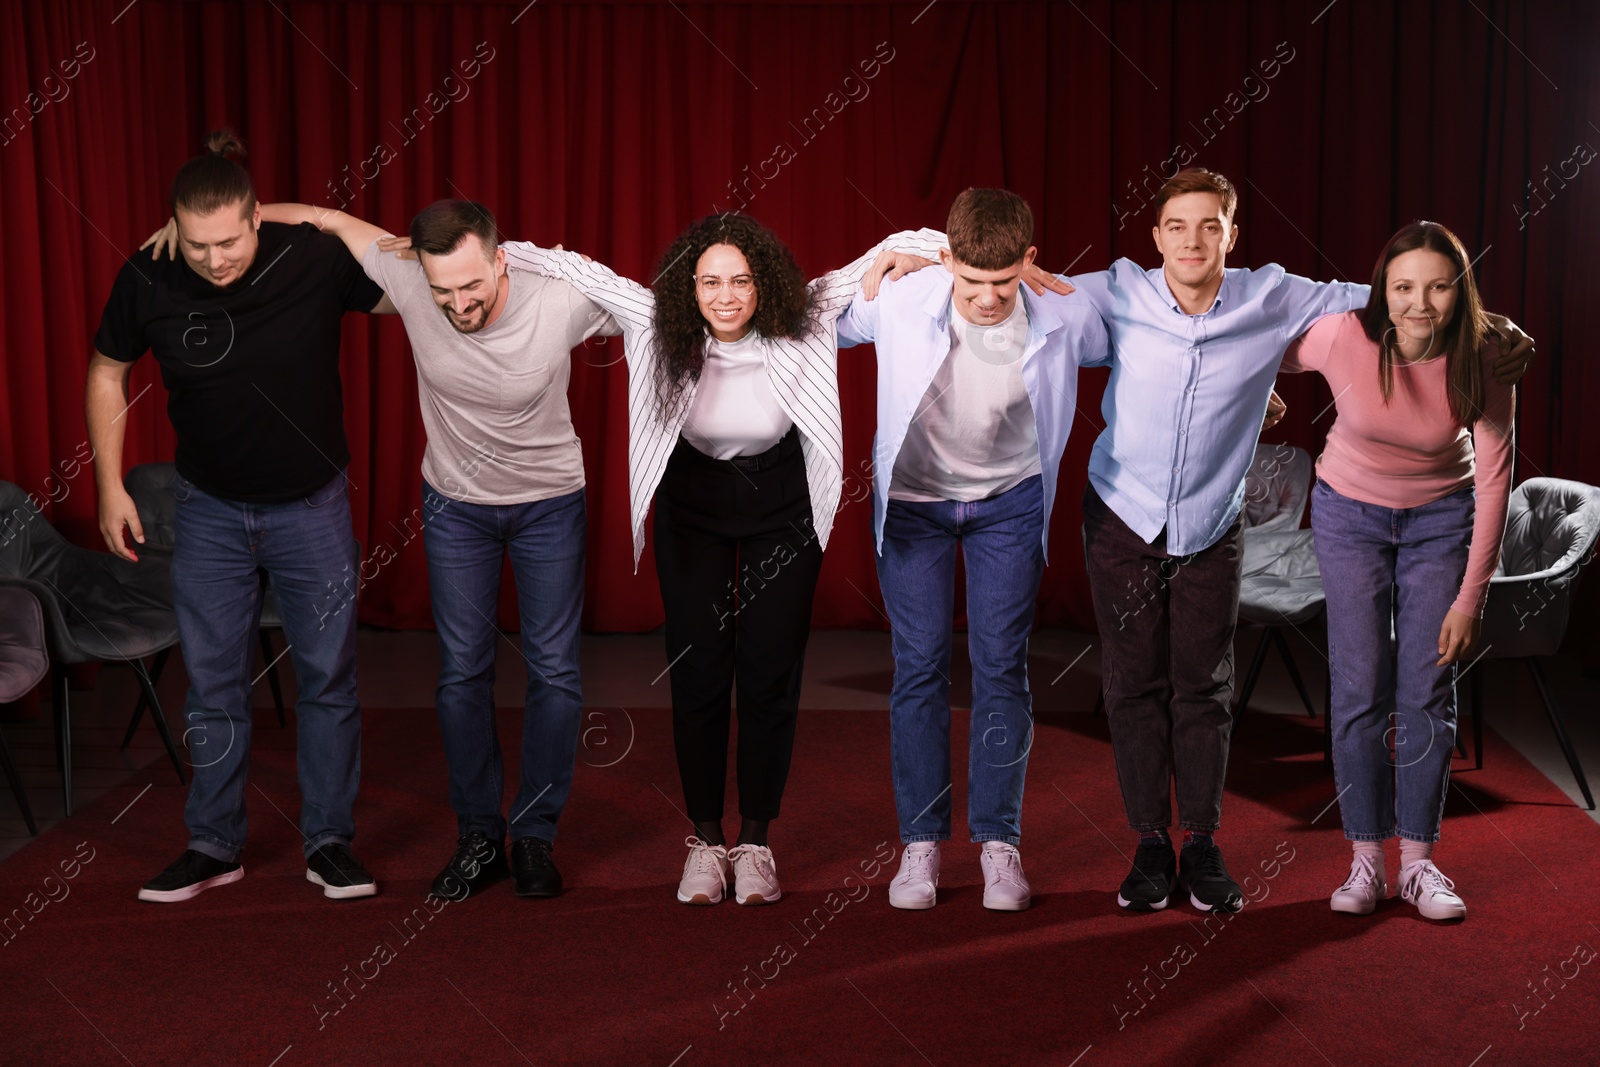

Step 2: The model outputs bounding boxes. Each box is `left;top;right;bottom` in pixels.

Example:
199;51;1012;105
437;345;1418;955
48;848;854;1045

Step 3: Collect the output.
838;188;1106;913
90;130;396;903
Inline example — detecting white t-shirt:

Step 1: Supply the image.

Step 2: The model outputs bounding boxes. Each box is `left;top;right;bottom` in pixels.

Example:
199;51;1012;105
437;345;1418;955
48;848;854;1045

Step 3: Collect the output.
889;298;1040;502
682;331;794;458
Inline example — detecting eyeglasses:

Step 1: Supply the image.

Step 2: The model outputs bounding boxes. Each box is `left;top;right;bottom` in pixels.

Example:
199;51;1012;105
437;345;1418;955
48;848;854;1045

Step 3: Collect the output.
697;274;755;295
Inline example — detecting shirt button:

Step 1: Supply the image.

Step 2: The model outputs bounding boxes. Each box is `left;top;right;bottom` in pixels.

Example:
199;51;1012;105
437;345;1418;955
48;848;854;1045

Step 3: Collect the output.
1173;467;1181;473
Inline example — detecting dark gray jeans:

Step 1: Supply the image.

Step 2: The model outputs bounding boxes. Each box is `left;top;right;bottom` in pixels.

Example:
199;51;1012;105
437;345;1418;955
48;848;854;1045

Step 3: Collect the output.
1082;486;1242;833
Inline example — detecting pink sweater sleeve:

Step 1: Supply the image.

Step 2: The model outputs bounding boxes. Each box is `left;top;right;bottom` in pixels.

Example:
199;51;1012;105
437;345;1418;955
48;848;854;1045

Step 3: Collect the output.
1453;368;1517;618
1280;312;1341;374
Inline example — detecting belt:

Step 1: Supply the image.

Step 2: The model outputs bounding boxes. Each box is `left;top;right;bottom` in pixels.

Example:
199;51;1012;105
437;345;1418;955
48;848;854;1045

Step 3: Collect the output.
680;426;801;473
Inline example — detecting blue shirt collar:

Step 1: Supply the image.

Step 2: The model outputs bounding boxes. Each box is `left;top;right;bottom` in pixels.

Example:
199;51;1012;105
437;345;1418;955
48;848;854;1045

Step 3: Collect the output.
1151;265;1228;315
919;271;1064;341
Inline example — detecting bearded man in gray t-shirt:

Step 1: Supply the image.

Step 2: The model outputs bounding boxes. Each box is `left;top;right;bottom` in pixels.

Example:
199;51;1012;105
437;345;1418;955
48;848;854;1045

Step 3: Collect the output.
256;198;620;901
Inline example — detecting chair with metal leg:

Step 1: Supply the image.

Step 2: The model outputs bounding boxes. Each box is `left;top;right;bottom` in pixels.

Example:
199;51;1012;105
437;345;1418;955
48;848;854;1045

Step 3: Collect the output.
1470;477;1600;809
0;586;50;835
0;481;185;816
1234;444;1326;724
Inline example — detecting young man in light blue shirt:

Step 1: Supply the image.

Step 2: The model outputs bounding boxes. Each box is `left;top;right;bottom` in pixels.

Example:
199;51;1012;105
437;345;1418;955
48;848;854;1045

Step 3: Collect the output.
838;189;1107;912
1067;168;1533;915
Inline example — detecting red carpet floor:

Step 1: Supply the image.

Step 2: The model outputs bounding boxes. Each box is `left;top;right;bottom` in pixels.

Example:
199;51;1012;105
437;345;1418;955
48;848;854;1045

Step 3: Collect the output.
3;704;1599;1066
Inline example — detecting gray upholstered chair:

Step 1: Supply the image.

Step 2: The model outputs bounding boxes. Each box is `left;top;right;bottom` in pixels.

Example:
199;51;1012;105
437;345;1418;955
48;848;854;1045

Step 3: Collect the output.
0;481;185;816
1469;477;1600;809
124;463;289;729
0;585;49;835
1236;444;1324;723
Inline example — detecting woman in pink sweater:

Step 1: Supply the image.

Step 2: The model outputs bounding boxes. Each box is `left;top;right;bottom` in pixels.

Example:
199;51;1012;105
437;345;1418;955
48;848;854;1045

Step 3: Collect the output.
1283;221;1515;922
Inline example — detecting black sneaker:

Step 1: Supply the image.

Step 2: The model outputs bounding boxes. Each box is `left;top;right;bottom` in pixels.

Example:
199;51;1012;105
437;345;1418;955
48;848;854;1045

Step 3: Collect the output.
512;837;562;897
1117;840;1176;912
1178;838;1243;913
430;831;508;900
138;849;244;903
306;843;378;900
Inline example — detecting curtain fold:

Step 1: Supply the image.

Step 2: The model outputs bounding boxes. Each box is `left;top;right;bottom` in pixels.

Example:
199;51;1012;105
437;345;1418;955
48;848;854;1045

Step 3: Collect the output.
3;0;1595;632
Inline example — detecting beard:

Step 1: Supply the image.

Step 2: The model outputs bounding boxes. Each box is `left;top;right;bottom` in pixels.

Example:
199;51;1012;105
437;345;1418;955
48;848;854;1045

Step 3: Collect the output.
445;302;489;334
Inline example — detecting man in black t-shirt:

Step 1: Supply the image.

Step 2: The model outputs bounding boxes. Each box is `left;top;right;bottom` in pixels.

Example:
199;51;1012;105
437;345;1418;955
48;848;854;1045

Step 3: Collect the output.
87;132;393;903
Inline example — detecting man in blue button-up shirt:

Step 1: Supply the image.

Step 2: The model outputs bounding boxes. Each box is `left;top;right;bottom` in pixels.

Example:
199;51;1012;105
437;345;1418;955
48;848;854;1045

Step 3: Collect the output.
839;189;1107;915
1067;168;1532;916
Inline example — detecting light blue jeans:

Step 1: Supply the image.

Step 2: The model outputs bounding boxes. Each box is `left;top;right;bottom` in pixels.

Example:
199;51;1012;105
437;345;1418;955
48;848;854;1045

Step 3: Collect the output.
875;476;1045;845
1312;479;1473;842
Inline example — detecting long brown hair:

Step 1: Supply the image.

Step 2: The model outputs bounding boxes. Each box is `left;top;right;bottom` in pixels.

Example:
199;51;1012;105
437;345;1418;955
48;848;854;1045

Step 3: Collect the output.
649;213;812;422
1358;220;1488;425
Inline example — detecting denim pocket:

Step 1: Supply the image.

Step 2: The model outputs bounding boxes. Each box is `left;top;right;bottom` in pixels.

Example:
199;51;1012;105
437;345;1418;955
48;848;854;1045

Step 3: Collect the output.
303;473;349;509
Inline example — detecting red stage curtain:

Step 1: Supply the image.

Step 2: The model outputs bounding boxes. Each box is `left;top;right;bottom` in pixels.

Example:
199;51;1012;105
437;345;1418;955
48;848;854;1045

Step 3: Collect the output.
3;0;1597;633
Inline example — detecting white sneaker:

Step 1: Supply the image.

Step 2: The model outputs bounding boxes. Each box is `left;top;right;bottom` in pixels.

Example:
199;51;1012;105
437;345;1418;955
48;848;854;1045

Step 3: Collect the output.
1399;860;1466;921
979;841;1032;911
888;842;940;910
726;844;781;905
1329;854;1387;915
676;837;729;905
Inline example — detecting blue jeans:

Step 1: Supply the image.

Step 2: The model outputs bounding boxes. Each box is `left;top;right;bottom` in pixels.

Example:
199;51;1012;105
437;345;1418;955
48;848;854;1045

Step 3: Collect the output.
876;475;1045;845
421;482;585;844
172;471;361;862
1311;479;1473;842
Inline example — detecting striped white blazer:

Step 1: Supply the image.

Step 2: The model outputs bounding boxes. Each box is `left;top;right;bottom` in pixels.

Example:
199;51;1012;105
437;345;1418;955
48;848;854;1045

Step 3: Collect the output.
503;229;947;569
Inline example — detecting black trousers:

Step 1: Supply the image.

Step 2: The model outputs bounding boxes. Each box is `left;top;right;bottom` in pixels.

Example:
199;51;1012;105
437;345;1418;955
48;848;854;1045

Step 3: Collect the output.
1081;485;1242;833
654;429;824;822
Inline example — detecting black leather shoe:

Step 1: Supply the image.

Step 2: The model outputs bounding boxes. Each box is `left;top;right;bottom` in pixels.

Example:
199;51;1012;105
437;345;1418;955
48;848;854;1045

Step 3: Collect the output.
430;831;508;900
512;837;562;897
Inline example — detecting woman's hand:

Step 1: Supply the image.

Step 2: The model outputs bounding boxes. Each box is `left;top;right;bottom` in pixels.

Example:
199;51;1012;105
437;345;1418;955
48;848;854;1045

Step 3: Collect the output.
140;217;179;260
861;250;937;300
1437;609;1480;666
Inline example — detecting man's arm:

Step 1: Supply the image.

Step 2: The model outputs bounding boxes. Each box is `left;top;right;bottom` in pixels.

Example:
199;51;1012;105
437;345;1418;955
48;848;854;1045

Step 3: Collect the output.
262;204;393;263
143;204;398;280
1483;313;1535;385
85;352;143;561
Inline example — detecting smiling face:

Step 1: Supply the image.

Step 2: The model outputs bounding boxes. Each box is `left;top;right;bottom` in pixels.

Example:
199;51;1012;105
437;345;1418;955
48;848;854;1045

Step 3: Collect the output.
939;246;1036;326
1153;191;1238;293
1384;248;1459;357
419;234;508;334
694;243;758;342
175;201;261;288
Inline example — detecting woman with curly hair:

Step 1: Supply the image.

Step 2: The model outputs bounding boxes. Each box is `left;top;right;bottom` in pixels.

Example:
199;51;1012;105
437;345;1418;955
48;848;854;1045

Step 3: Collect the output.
503;215;944;906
